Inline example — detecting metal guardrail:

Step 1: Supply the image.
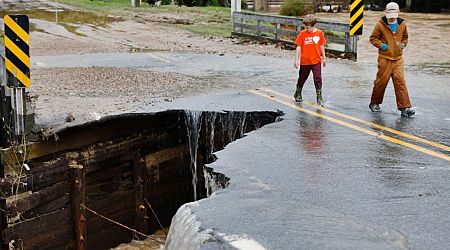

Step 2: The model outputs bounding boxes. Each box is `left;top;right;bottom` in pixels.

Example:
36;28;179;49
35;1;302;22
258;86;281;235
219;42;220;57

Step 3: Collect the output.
232;12;358;60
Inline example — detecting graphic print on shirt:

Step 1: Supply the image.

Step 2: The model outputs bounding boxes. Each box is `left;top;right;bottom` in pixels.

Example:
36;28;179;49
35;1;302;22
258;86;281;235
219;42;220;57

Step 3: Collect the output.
304;35;321;45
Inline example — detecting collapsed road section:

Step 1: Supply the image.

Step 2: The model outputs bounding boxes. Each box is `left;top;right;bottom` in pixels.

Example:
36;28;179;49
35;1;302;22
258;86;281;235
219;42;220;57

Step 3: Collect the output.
0;109;282;249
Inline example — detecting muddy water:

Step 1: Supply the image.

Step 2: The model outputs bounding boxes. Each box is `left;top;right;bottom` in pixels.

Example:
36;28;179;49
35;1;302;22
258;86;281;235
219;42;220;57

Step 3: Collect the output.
0;8;123;34
112;229;167;250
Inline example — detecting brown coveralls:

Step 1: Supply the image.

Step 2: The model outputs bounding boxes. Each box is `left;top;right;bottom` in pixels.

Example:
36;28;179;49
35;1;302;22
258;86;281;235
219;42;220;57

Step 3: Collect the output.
369;17;411;110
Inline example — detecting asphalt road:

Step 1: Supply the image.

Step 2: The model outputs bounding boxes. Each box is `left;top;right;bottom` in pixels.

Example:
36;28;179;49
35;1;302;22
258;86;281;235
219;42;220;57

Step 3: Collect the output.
33;51;450;249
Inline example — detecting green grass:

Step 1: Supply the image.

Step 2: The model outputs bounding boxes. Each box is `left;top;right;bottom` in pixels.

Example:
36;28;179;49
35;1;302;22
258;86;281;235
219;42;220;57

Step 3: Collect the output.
178;23;231;37
52;0;132;10
51;0;233;37
324;30;345;38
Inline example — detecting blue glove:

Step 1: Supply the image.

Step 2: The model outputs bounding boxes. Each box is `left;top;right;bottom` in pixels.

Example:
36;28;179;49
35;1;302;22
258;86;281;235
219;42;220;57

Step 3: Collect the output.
401;43;405;49
380;43;388;51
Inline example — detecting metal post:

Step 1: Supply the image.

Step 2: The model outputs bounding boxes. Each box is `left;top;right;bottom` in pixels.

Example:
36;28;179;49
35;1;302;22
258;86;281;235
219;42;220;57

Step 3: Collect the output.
231;0;241;14
0;48;12;147
345;33;358;61
2;15;34;146
12;88;25;138
353;35;358;61
345;32;350;52
131;0;140;7
405;0;411;9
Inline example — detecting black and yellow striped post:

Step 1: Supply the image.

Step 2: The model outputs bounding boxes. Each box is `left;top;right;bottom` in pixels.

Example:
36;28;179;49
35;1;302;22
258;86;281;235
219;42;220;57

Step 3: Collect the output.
349;0;364;36
1;14;31;144
4;15;30;88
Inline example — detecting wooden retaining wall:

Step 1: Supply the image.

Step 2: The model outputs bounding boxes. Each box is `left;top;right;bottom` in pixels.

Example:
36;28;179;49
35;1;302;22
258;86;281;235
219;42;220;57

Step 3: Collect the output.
0;110;280;249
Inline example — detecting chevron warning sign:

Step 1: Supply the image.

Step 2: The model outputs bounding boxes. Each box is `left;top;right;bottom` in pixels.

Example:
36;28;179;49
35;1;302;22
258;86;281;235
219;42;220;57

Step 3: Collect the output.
3;15;30;88
349;0;363;36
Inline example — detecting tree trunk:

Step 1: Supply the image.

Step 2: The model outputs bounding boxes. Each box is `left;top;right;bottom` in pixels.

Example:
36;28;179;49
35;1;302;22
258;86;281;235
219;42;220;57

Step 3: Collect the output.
255;0;269;12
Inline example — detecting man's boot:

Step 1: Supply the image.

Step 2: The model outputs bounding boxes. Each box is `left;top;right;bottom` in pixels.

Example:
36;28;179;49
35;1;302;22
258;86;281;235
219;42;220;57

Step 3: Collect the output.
294;86;303;102
369;104;381;112
316;89;324;106
401;108;415;117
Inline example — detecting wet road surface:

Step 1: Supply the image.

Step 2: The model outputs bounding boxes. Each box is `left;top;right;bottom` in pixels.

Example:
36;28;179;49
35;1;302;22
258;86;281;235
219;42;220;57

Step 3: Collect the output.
33;52;450;249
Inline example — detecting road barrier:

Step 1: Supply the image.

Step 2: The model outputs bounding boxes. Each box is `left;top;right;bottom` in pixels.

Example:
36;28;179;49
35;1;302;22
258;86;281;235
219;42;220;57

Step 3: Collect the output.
1;15;34;146
349;0;364;35
232;12;358;60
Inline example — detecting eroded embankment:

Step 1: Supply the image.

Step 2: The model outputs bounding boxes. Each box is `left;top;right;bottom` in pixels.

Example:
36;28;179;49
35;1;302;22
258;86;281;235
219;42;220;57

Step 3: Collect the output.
0;109;282;249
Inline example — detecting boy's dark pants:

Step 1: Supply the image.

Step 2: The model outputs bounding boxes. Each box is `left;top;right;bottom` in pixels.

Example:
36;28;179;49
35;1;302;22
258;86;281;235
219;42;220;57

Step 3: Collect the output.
371;57;411;110
297;63;322;90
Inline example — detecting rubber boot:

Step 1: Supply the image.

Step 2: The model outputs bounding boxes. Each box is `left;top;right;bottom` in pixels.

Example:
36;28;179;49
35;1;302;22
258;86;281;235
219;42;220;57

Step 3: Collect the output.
401;108;415;117
369;104;381;112
316;89;324;106
294;86;303;102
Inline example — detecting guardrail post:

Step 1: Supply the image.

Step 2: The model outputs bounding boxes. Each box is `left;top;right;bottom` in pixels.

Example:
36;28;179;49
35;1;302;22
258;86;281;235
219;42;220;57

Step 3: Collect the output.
345;33;358;61
257;20;261;36
274;23;280;40
232;13;236;32
345;32;351;52
352;35;358;61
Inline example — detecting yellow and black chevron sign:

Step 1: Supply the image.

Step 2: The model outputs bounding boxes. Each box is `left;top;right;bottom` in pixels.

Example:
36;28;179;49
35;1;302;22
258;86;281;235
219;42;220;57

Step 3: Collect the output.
3;15;30;88
349;0;364;36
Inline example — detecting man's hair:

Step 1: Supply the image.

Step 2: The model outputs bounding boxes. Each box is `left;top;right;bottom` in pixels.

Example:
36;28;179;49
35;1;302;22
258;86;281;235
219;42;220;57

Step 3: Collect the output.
303;15;317;26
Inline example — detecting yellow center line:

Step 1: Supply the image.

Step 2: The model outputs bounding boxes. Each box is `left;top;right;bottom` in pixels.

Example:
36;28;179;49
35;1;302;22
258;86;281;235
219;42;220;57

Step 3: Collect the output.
248;89;450;162
261;87;450;152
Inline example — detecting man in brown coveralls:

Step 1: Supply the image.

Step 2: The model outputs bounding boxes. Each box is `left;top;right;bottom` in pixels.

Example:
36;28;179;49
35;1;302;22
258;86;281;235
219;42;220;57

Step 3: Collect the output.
369;2;415;117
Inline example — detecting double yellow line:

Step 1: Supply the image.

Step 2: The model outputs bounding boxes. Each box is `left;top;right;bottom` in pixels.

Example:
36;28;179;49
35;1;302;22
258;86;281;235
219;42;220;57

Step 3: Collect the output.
249;88;450;162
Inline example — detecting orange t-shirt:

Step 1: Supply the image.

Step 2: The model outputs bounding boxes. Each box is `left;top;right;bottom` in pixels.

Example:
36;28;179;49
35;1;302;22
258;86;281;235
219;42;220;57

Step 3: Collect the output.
294;29;326;65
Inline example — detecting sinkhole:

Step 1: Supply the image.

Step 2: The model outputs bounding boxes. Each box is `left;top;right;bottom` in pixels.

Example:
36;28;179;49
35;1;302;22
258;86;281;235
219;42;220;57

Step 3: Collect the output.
0;109;282;249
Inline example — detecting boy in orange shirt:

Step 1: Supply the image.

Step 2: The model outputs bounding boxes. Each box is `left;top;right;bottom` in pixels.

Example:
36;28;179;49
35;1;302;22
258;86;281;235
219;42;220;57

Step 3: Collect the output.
294;15;327;105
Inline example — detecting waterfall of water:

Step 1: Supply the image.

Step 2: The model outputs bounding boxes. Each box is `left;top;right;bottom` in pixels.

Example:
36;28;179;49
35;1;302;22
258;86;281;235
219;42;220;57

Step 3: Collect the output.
205;112;217;161
224;111;247;142
184;110;202;201
238;112;247;138
164;204;212;249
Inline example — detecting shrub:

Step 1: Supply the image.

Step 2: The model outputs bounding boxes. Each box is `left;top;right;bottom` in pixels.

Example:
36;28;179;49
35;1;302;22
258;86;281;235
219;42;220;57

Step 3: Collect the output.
209;0;220;6
280;0;310;16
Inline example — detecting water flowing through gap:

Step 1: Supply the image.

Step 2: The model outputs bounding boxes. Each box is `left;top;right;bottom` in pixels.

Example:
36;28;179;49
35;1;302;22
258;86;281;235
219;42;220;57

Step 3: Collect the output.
184;110;202;201
0;110;283;249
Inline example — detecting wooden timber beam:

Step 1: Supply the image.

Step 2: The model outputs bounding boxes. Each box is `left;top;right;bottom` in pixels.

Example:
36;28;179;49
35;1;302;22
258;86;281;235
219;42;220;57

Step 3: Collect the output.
70;161;87;250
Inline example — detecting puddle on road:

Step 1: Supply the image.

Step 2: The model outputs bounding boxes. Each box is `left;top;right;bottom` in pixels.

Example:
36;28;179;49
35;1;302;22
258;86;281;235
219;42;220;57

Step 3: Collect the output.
1;8;124;35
